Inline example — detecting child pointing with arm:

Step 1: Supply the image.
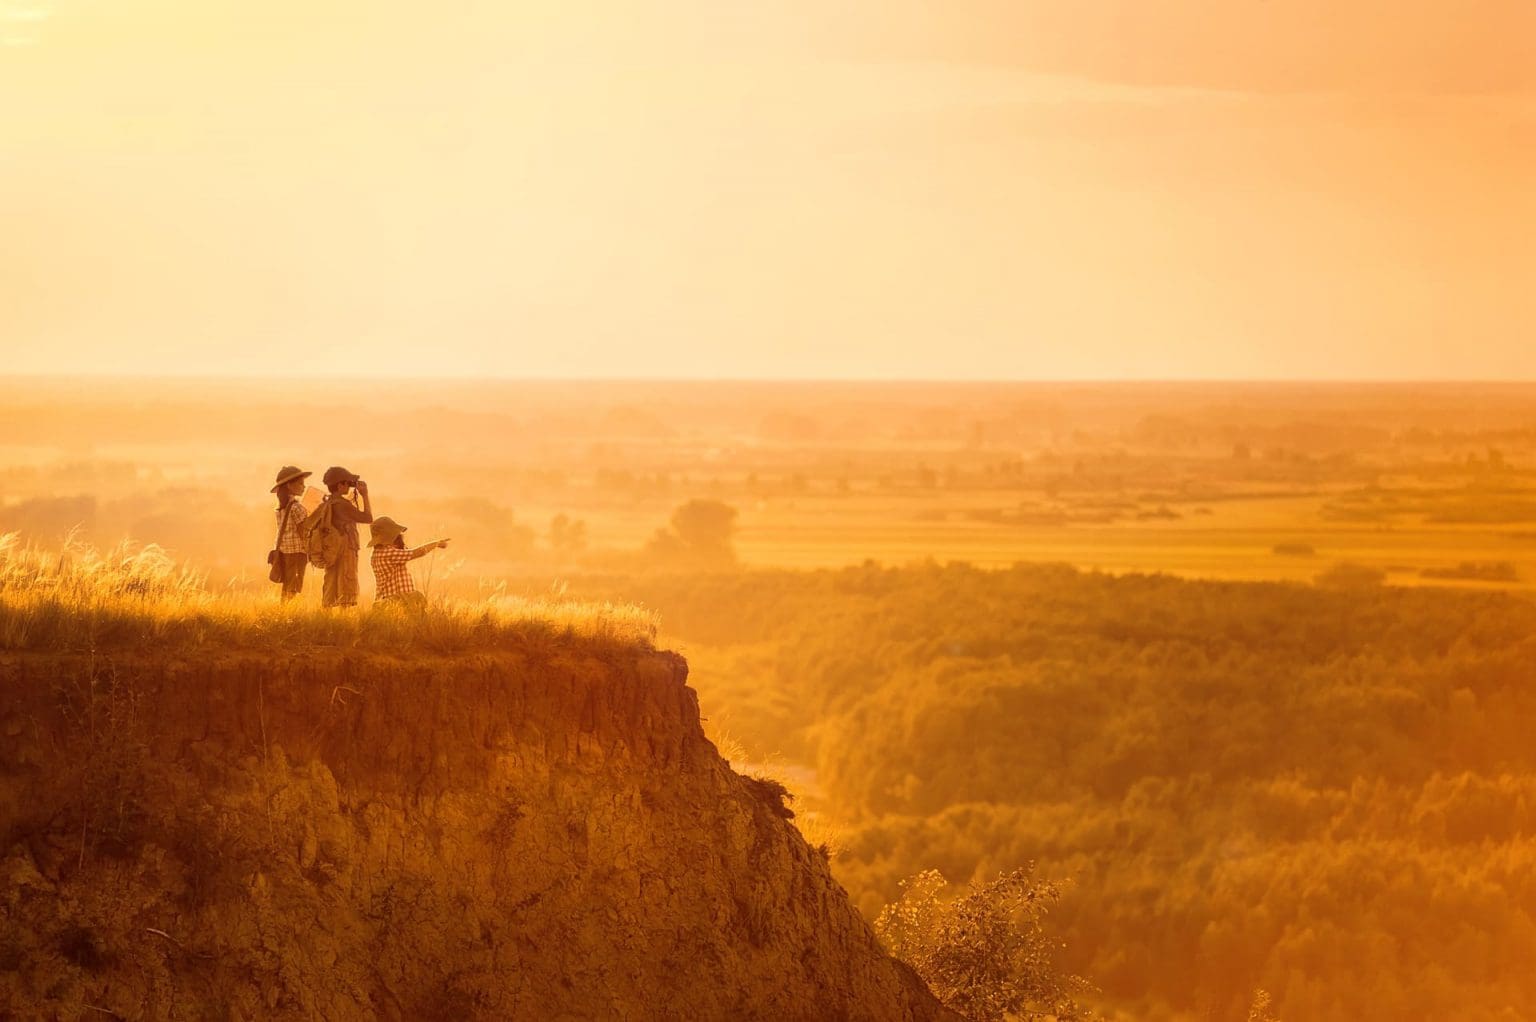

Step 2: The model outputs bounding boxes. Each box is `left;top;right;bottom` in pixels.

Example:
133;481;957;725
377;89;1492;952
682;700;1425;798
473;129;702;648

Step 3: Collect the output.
367;516;450;609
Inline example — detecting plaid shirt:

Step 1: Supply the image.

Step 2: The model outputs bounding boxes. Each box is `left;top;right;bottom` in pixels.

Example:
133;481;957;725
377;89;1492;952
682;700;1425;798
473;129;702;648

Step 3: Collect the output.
370;544;429;599
275;499;308;554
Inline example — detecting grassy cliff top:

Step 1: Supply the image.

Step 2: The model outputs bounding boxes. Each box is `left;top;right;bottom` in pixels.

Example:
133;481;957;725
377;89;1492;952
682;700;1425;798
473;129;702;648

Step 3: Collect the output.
0;535;658;656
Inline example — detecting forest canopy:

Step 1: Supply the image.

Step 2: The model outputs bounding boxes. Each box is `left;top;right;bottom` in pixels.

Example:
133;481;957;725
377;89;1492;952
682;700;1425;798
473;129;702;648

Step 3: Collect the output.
605;564;1536;1022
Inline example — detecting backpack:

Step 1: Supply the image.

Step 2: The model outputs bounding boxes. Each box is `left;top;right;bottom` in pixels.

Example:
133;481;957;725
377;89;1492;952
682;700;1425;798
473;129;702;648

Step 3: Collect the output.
303;498;345;570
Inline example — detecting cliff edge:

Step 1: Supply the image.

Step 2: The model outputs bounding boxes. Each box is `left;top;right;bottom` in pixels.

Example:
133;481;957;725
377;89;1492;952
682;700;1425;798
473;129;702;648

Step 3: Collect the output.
0;642;951;1020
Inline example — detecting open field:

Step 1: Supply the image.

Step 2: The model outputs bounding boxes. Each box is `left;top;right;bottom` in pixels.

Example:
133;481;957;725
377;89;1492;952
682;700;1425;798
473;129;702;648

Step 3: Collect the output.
724;492;1536;584
4;378;1536;590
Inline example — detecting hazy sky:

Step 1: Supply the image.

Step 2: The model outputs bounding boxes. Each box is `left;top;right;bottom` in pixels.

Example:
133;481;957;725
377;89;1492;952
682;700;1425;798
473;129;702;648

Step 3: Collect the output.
2;1;1532;379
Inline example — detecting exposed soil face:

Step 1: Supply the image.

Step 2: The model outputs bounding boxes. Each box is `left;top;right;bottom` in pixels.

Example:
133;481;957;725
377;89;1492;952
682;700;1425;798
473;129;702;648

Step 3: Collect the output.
0;644;950;1021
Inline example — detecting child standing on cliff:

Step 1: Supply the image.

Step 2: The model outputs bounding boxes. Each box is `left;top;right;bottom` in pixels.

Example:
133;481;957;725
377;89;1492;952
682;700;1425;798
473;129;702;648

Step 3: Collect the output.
367;516;450;609
268;465;314;601
313;466;374;608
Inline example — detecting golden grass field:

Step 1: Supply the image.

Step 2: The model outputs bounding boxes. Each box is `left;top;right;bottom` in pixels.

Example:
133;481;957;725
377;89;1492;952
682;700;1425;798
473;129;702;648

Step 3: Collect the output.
732;497;1536;585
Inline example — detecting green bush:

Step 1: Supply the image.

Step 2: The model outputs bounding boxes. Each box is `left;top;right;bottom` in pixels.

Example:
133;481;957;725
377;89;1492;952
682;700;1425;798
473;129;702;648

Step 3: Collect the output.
875;867;1092;1022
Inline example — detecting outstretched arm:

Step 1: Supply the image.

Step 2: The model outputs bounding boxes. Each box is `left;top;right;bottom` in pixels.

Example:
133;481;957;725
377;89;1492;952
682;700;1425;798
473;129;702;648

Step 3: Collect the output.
408;539;449;560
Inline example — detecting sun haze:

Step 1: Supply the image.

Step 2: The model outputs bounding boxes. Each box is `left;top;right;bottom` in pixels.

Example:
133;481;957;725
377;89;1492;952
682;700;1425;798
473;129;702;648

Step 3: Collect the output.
2;0;1532;380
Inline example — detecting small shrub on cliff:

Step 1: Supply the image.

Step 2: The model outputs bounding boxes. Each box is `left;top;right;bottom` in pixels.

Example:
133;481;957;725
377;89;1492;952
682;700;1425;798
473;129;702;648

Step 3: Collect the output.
741;775;796;819
875;867;1093;1022
1248;989;1282;1022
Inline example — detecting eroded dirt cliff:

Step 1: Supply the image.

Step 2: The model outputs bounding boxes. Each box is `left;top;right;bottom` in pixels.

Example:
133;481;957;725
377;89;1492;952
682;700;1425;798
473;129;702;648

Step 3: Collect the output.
0;641;950;1020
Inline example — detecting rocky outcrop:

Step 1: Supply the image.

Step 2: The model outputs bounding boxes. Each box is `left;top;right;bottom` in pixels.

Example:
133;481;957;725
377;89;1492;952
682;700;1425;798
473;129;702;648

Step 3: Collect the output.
0;644;951;1021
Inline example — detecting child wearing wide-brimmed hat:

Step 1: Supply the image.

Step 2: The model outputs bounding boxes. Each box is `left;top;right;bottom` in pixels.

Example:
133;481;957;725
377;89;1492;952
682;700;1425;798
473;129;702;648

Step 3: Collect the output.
269;465;313;600
367;516;449;609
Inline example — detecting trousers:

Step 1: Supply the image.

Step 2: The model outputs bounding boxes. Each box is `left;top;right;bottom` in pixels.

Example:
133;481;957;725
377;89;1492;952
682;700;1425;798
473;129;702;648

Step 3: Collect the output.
279;552;307;600
322;546;359;607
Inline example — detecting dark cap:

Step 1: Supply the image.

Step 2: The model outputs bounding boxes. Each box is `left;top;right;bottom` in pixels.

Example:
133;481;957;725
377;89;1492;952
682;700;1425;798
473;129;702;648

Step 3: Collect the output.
322;466;359;488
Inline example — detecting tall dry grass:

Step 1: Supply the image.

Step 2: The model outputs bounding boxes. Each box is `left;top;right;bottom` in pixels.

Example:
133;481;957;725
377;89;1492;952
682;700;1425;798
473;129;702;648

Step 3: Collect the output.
0;533;658;654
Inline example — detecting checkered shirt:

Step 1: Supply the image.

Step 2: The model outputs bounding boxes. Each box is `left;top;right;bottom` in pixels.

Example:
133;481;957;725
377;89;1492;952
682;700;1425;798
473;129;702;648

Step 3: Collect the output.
275;500;308;554
370;545;420;599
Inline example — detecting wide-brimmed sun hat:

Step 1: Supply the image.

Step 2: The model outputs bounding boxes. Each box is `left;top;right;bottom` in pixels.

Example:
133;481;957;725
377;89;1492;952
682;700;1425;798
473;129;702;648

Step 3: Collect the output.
368;516;408;547
270;465;311;493
322;466;359;489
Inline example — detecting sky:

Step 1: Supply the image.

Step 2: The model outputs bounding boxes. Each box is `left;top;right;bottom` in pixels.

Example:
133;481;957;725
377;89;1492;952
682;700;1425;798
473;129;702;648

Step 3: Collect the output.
1;1;1532;380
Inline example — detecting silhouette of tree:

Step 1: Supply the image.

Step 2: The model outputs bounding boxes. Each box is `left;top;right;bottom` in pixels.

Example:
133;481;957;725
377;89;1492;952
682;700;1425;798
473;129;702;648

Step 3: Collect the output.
645;499;738;566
